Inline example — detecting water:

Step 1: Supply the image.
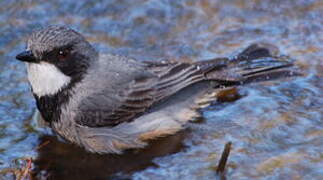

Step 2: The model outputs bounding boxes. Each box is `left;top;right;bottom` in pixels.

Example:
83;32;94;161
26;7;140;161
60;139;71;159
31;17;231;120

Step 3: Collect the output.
0;0;322;179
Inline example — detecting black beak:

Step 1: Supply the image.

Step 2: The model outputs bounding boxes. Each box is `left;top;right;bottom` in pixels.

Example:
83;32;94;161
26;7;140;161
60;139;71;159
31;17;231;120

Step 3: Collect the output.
16;50;37;63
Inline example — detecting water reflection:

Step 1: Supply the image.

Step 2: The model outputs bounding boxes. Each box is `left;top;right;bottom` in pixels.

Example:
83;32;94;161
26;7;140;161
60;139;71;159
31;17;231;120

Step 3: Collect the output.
32;132;187;180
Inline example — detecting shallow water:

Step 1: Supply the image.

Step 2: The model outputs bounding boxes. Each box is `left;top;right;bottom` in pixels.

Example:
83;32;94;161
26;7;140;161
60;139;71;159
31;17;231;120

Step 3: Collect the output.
0;0;322;179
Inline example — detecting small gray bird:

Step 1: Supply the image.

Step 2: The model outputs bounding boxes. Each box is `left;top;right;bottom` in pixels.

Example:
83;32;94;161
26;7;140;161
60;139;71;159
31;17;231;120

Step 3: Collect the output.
16;26;295;153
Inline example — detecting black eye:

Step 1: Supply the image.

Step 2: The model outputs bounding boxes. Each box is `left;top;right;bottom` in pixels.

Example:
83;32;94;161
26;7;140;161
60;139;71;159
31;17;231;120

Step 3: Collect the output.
57;49;70;60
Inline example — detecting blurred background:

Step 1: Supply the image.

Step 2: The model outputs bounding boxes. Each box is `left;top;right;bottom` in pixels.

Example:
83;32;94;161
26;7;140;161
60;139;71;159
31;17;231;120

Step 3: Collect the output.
0;0;322;179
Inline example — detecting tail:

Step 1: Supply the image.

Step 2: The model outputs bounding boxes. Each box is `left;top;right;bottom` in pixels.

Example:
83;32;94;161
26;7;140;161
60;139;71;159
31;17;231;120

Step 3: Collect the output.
197;43;300;86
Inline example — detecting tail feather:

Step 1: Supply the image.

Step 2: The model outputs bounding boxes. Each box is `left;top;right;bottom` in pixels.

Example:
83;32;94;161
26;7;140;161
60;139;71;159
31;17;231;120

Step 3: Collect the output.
231;56;295;81
199;43;299;85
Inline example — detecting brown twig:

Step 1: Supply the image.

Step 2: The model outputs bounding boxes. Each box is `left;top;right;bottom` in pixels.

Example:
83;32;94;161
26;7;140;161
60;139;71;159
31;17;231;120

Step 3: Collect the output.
0;157;33;180
216;142;232;179
19;157;32;180
35;140;50;150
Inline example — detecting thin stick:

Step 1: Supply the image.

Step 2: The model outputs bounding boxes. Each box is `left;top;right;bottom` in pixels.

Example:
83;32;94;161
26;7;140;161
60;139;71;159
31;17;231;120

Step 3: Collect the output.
216;142;232;175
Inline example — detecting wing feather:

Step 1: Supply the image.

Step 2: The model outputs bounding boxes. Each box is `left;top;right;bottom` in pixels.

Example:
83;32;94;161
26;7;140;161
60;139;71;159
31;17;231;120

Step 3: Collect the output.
76;60;205;127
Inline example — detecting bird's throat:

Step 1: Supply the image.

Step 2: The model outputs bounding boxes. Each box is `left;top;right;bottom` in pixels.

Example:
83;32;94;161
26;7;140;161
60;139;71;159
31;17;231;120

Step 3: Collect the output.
27;62;71;97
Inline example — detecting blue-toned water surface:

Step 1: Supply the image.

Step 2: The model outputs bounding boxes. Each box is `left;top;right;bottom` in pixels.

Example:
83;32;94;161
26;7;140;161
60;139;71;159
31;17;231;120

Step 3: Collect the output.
0;0;322;179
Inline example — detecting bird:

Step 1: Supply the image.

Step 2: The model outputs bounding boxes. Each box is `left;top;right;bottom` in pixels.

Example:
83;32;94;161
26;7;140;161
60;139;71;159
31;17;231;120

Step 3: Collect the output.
16;25;296;154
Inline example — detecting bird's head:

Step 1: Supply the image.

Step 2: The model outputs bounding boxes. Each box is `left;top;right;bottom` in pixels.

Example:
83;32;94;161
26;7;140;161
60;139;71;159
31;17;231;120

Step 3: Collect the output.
16;25;98;97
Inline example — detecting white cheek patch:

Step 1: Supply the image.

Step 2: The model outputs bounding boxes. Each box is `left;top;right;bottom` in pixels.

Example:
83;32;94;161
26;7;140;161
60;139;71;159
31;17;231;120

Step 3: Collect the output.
27;62;71;97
